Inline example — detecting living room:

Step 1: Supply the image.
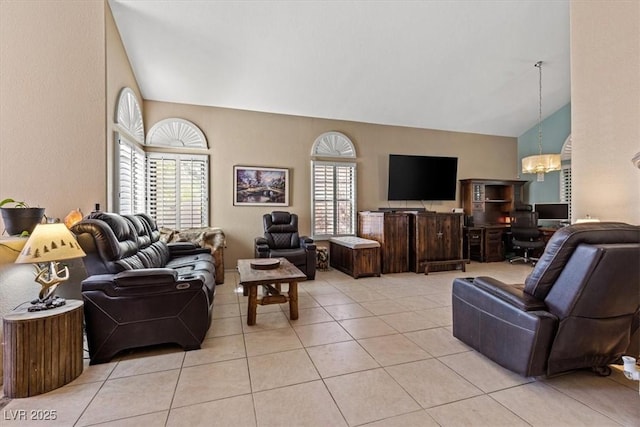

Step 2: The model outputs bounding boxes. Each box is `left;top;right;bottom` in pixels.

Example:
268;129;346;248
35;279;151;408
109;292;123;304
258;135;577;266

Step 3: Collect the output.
0;1;639;425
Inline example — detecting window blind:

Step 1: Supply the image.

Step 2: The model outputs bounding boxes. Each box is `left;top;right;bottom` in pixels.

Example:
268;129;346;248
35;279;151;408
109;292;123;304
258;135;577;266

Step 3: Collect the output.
117;137;146;215
312;161;356;237
147;153;208;229
560;164;572;219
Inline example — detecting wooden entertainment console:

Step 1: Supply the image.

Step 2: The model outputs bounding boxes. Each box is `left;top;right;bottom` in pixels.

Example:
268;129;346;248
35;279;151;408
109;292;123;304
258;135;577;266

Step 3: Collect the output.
358;211;464;274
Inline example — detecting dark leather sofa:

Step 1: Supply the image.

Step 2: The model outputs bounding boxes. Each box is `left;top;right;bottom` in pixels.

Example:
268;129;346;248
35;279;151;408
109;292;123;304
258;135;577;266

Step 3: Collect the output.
452;222;640;377
255;211;316;280
71;212;215;364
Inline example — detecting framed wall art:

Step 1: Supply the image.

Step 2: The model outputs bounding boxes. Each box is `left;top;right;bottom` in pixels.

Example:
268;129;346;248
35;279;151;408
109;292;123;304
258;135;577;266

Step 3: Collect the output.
233;165;289;206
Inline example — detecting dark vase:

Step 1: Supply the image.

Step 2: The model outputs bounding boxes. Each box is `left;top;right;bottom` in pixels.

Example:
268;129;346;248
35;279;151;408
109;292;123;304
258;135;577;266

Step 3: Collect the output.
1;207;45;236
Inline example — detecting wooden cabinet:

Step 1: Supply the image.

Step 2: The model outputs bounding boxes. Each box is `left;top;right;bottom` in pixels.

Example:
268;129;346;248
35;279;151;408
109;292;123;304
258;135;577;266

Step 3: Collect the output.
358;211;410;273
358;211;464;274
460;179;527;226
410;212;465;273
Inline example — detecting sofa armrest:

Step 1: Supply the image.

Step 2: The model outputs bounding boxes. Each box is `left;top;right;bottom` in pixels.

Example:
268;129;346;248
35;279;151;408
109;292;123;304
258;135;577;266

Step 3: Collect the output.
81;274;117;293
168;242;211;257
300;236;316;251
82;269;206;297
452;276;558;377
114;268;179;286
472;276;547;312
255;237;270;256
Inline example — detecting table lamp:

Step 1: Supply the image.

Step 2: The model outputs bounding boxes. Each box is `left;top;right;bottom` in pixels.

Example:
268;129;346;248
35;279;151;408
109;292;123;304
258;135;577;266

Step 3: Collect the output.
14;223;86;311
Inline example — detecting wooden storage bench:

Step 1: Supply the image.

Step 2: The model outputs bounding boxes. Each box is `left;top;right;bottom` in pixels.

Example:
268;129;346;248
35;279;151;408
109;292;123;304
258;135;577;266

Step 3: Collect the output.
329;236;381;278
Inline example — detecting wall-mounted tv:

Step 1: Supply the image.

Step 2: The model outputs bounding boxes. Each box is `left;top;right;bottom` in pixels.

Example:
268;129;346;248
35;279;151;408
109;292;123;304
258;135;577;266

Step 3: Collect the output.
387;154;458;201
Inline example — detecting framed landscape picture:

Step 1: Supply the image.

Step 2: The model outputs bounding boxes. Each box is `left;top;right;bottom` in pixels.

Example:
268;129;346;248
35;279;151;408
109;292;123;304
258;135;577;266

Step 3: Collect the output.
234;165;289;206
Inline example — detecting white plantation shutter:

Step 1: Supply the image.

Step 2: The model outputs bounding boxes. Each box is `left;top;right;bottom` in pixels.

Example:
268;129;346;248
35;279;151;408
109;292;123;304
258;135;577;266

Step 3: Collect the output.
313;163;335;236
148;156;177;228
117;137;146;215
179;157;208;228
312;161;356;237
560;164;572;220
147;153;208;229
335;165;356;234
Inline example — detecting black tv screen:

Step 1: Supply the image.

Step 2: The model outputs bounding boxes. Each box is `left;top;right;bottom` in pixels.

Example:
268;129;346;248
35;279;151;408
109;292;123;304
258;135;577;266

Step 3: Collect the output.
534;202;569;220
388;154;458;201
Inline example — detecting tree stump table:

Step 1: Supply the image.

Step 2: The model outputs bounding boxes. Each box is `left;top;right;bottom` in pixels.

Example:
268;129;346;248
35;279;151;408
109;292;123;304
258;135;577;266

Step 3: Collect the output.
3;300;84;398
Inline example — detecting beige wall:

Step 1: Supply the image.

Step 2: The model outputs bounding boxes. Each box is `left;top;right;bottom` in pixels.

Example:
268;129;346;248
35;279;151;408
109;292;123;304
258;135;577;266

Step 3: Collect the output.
0;0;106;221
0;0;107;381
143;101;518;268
570;0;640;223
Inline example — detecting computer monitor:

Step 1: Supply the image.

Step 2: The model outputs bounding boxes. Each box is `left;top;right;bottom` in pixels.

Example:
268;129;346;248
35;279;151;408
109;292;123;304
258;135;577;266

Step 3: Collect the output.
534;202;570;221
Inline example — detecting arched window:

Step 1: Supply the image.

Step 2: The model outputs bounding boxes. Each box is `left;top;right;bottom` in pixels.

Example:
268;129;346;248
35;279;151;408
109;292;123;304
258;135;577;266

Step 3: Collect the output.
115;88;145;214
146;118;208;149
113;88;210;229
145;119;209;229
311;132;357;237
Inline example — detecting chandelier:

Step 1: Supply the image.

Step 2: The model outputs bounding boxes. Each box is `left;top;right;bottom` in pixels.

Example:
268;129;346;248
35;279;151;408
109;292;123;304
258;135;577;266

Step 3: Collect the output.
521;61;561;181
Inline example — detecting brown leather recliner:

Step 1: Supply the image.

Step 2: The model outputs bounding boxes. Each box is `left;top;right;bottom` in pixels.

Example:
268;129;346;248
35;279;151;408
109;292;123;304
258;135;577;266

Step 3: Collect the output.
254;211;316;279
452;222;640;377
71;212;216;364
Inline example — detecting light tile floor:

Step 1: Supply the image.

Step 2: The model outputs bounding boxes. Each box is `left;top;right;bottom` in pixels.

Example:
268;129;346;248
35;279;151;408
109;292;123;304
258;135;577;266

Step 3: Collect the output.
2;262;639;426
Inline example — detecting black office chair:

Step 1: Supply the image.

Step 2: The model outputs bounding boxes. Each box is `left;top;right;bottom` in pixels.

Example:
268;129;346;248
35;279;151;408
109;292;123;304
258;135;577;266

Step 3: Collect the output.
509;206;545;265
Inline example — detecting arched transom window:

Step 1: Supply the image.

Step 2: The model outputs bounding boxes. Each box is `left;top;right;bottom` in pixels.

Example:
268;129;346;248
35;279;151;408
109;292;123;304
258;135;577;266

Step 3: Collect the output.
311;132;357;237
145;118;209;229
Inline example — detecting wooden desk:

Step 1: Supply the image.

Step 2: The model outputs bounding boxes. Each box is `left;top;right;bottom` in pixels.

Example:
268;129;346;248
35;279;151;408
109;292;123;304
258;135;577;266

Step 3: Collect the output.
539;227;559;244
3;300;84;398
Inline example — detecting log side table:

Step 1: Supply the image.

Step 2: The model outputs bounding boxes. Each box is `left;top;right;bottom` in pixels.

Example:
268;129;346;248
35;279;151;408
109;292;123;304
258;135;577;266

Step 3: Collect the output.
3;299;84;398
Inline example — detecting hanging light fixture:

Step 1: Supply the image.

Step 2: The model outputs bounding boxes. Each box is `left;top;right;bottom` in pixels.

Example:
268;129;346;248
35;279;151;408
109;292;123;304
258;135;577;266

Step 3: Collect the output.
521;61;561;181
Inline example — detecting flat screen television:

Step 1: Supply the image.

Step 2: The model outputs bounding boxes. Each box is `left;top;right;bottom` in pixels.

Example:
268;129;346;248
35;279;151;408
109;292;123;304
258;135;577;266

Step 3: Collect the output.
534;202;569;220
387;154;458;201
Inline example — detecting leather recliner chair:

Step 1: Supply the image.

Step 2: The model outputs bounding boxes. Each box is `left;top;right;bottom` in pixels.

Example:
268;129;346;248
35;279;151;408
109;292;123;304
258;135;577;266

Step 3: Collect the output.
452;222;640;377
254;211;316;280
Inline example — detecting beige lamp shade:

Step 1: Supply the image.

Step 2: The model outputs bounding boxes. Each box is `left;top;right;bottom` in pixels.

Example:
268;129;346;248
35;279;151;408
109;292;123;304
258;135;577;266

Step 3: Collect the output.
521;154;562;174
15;223;86;264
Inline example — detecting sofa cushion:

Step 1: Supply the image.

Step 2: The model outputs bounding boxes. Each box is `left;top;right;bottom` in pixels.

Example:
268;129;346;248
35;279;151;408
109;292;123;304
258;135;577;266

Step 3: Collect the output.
115;254;145;271
124;214;153;248
138;241;171;268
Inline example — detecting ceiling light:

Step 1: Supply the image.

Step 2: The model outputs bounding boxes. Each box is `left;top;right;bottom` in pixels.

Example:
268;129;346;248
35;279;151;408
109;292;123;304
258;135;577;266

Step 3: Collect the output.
522;61;561;182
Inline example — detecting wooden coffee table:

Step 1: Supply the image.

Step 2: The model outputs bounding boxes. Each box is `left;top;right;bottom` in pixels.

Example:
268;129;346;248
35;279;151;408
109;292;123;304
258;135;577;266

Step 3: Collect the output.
237;258;307;325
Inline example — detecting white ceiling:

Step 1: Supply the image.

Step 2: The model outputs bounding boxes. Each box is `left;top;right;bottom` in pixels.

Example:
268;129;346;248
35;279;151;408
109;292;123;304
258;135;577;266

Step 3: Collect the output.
109;0;570;138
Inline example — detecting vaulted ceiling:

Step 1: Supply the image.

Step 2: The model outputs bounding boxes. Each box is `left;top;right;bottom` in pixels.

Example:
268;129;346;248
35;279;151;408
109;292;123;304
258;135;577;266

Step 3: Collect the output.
109;0;570;138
